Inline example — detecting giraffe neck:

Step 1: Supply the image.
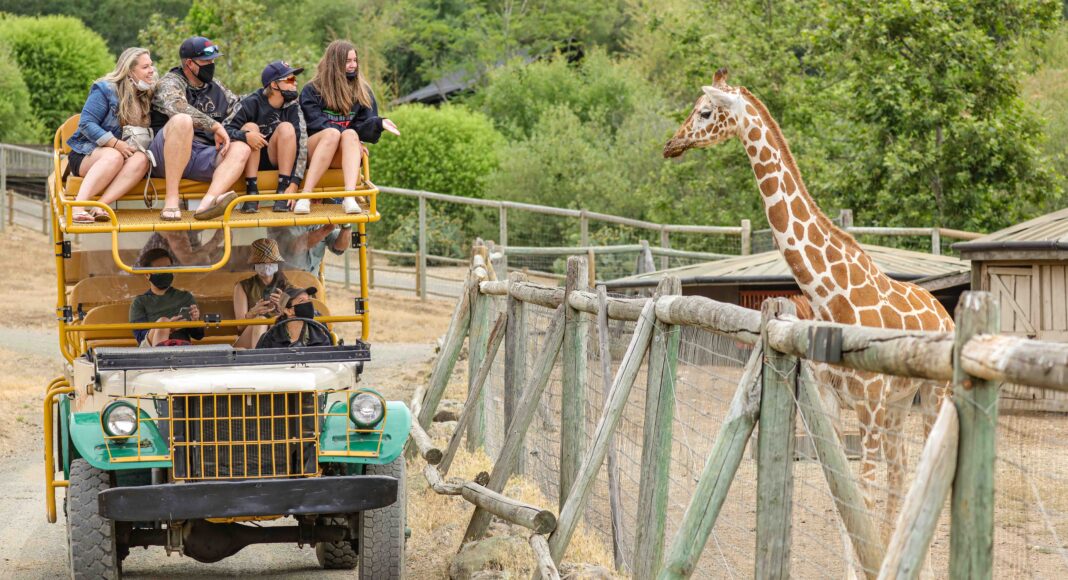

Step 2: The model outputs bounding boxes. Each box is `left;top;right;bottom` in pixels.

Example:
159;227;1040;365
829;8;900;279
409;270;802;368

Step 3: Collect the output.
736;91;892;322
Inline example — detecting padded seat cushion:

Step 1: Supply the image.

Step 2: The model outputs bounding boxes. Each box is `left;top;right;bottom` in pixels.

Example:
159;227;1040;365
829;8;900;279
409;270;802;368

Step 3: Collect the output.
64;168;356;200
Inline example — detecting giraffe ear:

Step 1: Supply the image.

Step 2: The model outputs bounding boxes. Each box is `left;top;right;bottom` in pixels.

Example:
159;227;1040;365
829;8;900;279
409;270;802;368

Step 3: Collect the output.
701;85;734;109
713;67;729;88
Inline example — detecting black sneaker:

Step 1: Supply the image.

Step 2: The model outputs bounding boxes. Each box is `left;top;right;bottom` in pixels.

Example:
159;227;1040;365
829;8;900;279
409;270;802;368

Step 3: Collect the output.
239;198;259;213
272;199;291;212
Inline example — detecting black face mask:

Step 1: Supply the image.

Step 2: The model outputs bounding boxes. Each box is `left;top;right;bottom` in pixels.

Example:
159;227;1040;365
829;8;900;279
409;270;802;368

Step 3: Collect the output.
293;301;315;319
193;62;215;84
345;71;357;80
280;89;299;103
149;273;174;289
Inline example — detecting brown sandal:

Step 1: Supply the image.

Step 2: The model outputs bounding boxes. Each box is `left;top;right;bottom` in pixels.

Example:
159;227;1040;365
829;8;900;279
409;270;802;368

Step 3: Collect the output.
193;191;237;221
160;207;182;221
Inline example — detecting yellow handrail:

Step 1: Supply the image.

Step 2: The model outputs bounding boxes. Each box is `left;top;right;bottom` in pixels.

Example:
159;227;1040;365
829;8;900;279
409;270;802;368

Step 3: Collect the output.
43;378;73;523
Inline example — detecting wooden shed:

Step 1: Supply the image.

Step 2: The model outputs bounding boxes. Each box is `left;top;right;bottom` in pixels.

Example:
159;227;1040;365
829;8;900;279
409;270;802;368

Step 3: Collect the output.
954;208;1068;412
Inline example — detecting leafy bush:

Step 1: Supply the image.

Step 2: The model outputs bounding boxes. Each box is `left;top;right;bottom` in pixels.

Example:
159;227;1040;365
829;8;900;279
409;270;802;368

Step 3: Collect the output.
0;14;112;141
383;207;467;263
370;104;504;244
0;44;43;142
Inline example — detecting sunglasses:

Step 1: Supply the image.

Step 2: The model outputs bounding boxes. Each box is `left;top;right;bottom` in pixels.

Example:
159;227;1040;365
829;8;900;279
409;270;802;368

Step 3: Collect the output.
279;76;297;84
199;45;220;57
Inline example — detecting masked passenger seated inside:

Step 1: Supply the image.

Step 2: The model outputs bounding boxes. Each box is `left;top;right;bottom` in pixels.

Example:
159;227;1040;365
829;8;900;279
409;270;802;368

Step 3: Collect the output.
128;248;204;346
255;286;331;348
233;238;294;348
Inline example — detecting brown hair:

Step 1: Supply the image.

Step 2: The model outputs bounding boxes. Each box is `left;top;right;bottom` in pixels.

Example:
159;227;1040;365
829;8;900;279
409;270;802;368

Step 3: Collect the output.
309;40;372;113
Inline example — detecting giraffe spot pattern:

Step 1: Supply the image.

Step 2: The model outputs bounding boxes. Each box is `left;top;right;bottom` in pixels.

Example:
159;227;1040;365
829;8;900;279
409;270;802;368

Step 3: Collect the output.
768;199;789;233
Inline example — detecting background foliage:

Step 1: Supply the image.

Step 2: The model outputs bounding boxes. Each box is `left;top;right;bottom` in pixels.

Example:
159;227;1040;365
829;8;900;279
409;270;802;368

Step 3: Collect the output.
1;0;1066;249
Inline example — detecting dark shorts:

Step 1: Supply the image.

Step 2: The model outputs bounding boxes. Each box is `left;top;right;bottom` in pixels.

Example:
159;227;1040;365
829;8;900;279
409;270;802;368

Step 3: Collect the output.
149;128;220;182
257;147;278;171
68;151;88;177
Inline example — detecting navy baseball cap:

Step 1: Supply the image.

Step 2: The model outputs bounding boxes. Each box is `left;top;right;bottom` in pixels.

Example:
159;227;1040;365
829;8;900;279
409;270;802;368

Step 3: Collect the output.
179;37;223;60
261;61;305;87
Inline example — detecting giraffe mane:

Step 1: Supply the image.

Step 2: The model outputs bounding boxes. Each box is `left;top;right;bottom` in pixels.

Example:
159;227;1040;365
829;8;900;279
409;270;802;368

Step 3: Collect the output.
737;87;864;254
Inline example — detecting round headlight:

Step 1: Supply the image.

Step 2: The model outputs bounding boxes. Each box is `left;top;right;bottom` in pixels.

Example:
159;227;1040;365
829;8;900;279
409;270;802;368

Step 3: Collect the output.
349;392;384;428
103;402;138;437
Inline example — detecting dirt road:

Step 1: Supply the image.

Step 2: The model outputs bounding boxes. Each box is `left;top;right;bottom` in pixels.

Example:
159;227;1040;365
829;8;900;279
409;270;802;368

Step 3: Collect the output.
0;338;435;579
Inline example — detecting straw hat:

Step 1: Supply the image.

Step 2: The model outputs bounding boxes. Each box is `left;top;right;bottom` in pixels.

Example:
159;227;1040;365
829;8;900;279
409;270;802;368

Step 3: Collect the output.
248;238;285;264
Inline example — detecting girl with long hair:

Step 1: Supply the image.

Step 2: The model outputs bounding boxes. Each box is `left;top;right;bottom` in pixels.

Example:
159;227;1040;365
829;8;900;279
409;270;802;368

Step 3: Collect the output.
67;47;157;223
296;40;400;215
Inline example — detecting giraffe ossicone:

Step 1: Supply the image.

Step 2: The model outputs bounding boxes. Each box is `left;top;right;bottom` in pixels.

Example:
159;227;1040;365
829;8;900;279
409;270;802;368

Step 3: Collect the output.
666;67;955;547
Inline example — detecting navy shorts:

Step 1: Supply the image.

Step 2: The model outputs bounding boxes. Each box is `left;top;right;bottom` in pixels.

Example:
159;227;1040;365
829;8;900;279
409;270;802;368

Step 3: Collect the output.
149;128;220;182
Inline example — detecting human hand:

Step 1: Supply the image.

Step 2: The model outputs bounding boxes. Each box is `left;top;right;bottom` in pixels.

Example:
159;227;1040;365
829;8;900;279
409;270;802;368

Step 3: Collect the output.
188;304;200;321
269;288;286;311
382;118;400;136
246;131;268;151
213;123;231;155
114;140;135;158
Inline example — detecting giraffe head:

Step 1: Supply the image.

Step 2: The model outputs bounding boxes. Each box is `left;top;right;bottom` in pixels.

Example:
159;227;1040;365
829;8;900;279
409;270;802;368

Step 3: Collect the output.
663;67;746;158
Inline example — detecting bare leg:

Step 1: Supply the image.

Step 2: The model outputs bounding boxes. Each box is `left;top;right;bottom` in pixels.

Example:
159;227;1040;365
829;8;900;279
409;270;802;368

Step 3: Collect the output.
73;147;123;203
241;122;261;179
202;141;251;204
97;152;150;206
302;129;340;192
268;122;296;177
234;323;269;349
161;114;194;210
337;129;362;191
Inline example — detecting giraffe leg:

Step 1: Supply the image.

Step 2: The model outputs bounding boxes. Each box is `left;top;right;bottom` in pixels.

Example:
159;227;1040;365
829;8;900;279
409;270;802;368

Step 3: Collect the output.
855;404;879;512
918;379;950;439
881;399;911;544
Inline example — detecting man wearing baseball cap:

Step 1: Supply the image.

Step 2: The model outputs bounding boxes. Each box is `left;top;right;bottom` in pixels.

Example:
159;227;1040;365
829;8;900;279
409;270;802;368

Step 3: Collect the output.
224;61;309;213
149;36;251;221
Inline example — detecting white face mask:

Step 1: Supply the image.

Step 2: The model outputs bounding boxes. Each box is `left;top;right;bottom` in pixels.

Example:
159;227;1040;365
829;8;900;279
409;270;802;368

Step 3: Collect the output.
255;263;279;278
134;78;156;91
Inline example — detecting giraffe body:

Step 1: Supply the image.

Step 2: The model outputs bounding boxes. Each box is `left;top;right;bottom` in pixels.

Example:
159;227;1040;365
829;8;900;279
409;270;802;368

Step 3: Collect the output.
665;69;954;544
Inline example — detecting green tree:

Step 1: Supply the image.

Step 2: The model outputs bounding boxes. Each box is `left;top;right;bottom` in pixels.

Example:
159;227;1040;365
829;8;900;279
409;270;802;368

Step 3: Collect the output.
0;14;112;140
0;0;190;53
0;43;43;142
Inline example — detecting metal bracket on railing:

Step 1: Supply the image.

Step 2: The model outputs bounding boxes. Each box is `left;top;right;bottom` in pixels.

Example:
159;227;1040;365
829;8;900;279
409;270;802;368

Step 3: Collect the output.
76;303;86;321
355;298;366;315
62;306;73;324
352;231;366;249
56;240;71;259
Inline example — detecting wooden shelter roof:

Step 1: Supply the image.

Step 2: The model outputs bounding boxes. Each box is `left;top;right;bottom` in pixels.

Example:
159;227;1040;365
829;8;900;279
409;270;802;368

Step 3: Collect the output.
953;207;1068;260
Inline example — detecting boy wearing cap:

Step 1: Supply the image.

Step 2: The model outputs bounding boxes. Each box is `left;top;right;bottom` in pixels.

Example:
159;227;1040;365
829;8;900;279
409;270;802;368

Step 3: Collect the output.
149;36;252;221
233;238;294;348
224;61;309;213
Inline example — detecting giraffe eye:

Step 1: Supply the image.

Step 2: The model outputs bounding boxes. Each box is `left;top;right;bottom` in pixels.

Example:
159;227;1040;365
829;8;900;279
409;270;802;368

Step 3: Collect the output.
699;110;712;120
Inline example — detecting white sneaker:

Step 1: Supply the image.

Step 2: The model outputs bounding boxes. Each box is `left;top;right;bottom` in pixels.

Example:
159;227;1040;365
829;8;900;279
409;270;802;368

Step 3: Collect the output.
293;199;311;214
342;196;361;214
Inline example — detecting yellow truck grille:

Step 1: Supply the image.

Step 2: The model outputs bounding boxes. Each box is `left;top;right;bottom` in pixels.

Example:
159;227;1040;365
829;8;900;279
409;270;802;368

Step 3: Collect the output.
169;393;319;480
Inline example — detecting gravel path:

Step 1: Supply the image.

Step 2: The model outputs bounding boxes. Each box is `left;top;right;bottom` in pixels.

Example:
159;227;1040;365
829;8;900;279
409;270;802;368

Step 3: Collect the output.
0;330;436;579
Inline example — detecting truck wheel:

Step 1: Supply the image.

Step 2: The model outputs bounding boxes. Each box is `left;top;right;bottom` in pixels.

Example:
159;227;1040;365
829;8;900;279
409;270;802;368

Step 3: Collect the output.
359;456;406;580
67;459;119;580
315;516;358;569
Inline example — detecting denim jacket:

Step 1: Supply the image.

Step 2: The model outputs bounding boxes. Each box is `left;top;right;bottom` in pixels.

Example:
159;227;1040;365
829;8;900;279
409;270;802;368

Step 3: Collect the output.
66;81;121;156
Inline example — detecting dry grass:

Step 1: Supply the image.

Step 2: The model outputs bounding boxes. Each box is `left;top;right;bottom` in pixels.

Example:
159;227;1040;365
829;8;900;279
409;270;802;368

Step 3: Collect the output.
0;228;60;329
0;347;62;457
324;284;456;345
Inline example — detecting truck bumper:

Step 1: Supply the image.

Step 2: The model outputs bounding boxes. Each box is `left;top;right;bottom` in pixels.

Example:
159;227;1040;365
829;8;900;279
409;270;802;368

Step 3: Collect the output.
98;475;397;522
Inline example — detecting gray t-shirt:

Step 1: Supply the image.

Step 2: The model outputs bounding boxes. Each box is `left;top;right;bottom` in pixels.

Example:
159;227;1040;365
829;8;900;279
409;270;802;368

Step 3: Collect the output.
267;225;345;273
128;287;202;342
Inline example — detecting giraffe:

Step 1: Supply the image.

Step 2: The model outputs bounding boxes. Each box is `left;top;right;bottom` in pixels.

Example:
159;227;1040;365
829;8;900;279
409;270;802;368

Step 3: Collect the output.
663;68;954;542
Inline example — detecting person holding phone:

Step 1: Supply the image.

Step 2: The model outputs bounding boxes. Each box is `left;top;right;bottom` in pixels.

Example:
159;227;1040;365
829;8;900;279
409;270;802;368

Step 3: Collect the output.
233;238;294;348
255;286;331;348
128;248;204;347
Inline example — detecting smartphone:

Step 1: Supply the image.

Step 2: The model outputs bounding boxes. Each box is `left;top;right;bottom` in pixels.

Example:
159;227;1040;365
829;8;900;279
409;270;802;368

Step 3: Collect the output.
177;306;192;321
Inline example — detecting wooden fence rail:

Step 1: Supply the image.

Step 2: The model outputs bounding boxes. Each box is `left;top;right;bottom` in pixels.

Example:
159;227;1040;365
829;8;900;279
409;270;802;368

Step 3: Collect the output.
409;245;1068;580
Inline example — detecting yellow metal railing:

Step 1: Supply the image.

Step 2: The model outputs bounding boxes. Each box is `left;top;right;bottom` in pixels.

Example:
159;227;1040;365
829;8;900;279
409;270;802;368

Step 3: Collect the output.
43;377;73;523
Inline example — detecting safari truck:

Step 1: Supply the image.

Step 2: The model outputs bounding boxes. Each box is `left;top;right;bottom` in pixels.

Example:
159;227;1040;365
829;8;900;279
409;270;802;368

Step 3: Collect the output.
43;116;409;579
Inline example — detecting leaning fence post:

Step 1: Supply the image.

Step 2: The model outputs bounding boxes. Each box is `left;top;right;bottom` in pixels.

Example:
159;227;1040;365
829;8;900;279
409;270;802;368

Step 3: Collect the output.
416;270;474;430
633;276;681;580
466;242;492;451
504;271;528;474
596;285;628;575
560;255;589;507
949;291;999;579
755;298;798;580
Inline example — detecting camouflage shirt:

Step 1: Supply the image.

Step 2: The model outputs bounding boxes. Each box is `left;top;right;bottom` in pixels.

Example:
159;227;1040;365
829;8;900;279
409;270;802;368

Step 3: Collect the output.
150;67;239;145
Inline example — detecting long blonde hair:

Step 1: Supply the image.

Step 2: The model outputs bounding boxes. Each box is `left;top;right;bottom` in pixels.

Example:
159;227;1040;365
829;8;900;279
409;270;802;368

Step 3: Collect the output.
310;40;372;113
101;47;153;127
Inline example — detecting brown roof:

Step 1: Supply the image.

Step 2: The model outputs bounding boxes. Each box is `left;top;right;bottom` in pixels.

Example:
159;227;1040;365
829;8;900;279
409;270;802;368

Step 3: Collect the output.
954;207;1068;258
607;244;970;288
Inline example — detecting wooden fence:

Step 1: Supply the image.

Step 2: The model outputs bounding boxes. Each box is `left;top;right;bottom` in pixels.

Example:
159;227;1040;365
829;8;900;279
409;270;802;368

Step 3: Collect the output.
409;242;1068;579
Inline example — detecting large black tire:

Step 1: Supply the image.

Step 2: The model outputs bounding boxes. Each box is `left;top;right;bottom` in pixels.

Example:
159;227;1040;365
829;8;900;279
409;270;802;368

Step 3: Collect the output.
67;459;119;580
315;516;358;569
359;457;406;580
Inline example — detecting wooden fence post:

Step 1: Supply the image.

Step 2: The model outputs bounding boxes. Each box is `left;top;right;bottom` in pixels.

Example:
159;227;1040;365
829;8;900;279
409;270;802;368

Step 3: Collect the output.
741;219;751;256
597;285;628;574
931;228;942;256
504;271;528;474
0;147;6;233
418;195;428;300
544;298;658;571
416;271;474;430
580;210;589;247
499;205;509;274
7;191;13;227
560;255;589;507
633;276;681;580
368;248;375;288
950;291;999;579
464;306;566;543
657;344;764;579
659;227;670;270
755;298;798;580
467;243;492;451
